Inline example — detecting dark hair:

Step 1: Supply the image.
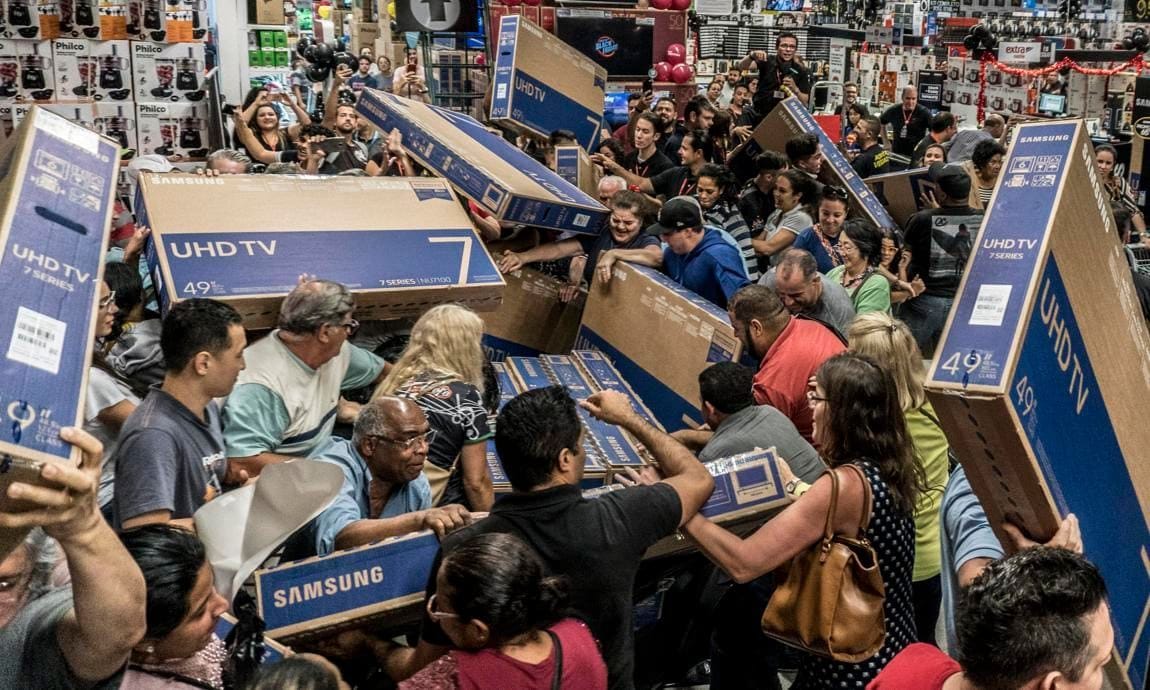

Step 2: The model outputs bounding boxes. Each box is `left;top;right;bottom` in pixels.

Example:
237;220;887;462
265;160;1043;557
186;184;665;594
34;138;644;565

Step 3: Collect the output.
655;96;677;111
596;137;625;161
699;362;755;415
103;261;145;342
247;102;280;134
683;129;715;162
847;102;870;119
755;150;788;174
815;352;923;516
929;111;956;134
923;142;947;164
1094;143;1118;161
819;184;850;210
684;97;716;124
495;387;582;491
841;218;883;267
878;226;903;273
857;115;881;141
160;298;243;373
246;656;341;690
785;133;819;165
735;76;754;90
972;139;1007;170
957;548;1109;690
441;533;568;646
120;524;208;640
778;169;818;208
776;31;798;46
698;163;738;204
298;123;336;139
627;92;643;104
548;129;578;147
481;359;500;415
729;284;788;328
636;111;663;141
611;189;656;226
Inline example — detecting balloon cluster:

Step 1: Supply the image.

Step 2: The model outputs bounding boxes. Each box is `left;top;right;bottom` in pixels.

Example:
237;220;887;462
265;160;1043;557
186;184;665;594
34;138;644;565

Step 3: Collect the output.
295;36;360;82
962;23;999;54
649;0;691;10
1123;27;1150;52
652;43;692;83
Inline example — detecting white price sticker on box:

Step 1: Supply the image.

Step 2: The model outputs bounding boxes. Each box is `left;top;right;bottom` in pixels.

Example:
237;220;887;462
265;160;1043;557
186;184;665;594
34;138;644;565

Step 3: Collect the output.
7;307;67;375
969;284;1013;327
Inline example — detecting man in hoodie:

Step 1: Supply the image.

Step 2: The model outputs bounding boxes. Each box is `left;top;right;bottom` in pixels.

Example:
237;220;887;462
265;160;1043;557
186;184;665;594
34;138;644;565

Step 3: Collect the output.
648;196;750;309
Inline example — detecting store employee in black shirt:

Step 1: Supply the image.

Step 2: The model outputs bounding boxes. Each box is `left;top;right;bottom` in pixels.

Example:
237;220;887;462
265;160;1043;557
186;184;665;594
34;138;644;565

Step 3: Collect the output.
632;130;713;200
851;116;889;179
879;85;931;158
739;32;811;123
594;112;674;183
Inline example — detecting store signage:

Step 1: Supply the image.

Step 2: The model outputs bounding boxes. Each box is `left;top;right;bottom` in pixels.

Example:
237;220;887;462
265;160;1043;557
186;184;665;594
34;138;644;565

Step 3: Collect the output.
999;41;1041;64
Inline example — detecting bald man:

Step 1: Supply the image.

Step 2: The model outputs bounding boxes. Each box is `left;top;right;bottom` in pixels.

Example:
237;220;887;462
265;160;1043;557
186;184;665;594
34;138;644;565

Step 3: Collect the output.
283;397;472;559
598;175;627;204
880;86;931;158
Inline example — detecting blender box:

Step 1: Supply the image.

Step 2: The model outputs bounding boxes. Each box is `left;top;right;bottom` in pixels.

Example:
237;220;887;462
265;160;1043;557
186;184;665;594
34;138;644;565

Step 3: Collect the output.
0;41;15;103
356;88;608;235
131;41;205;102
49;38;88;102
2;0;60;39
0;106;120;472
136;175;505;329
134;101;207;159
88;40;132;101
57;0;102;39
13;41;55;103
488;15;607;152
924;120;1150;690
96;0;129;40
126;0;166;41
12;102;134;153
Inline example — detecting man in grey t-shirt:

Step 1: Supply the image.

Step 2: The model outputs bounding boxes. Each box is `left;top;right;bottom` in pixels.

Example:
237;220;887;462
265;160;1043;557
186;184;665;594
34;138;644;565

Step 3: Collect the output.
672;362;825;483
760;248;855;340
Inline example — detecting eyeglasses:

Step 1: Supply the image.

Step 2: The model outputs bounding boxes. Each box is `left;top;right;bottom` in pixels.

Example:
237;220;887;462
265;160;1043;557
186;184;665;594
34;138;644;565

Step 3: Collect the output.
98;290;117;309
824;186;849;201
426;593;460;622
338;319;359;337
374;429;437;452
807;390;828;407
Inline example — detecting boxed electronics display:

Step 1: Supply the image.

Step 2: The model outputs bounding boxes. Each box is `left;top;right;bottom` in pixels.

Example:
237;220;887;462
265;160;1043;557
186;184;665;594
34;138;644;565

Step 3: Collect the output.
924;120;1150;690
0;107;120;467
254;531;439;641
57;0;106;39
12;41;55;102
575;262;742;429
485;361;519;496
134;100;207;158
137;175;506;329
480;265;585;361
356;87;608;235
488;15;607;152
554;145;598;198
9;102;133;155
2;0;60;39
130;40;204;101
50;39;131;102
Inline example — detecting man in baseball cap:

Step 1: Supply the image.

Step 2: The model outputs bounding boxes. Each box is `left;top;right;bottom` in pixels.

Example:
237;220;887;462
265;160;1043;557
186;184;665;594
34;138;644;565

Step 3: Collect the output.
643;196;750;309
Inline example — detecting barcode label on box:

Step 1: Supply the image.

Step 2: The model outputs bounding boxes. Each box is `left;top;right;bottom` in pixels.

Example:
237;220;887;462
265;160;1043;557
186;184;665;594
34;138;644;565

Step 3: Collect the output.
969;284;1013;327
7;307;67;375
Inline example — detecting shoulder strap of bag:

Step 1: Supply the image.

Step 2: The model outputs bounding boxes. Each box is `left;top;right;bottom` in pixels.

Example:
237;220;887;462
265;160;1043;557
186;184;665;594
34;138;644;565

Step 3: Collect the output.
840;463;875;533
821;469;839;542
547;629;564;690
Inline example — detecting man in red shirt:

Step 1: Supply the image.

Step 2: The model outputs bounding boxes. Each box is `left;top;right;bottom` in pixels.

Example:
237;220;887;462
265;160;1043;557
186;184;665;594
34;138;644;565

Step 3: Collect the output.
869;547;1113;690
727;284;844;443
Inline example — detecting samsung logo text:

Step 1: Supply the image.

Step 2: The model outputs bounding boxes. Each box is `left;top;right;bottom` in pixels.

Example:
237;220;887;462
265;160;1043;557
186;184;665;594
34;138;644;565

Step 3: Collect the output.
272;566;384;607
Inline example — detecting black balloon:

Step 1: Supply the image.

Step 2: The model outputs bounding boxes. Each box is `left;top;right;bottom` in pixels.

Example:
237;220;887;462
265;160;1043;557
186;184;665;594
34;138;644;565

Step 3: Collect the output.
963;35;979;50
305;65;330;82
984;35;999;50
332;51;359;71
311;41;335;67
1123;37;1135;50
973;23;988;38
296;36;312;59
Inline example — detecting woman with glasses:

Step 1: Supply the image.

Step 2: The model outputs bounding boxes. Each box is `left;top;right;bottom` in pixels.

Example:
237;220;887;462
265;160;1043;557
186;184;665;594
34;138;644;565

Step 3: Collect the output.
375;305;494;512
826;218;892;314
789;185;850;274
752;169;817;267
683;352;924;689
400;532;607;690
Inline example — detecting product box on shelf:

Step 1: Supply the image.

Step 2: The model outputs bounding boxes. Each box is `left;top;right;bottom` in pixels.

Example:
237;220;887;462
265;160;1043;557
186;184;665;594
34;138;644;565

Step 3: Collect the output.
131;40;205;102
480;265;585;361
2;0;60;39
488;15;607;152
49;37;87;102
96;0;130;40
57;0;103;39
12;41;55;103
134;101;208;159
356;87;608;235
924;120;1150;690
87;39;131;100
126;0;165;41
137;175;505;329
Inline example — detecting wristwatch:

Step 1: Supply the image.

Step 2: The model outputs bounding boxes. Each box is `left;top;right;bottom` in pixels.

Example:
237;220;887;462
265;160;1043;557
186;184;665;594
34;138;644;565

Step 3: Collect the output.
785;478;802;495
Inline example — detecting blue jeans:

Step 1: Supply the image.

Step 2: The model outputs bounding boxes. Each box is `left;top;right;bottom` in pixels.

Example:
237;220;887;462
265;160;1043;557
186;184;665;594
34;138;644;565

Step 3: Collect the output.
898;293;954;358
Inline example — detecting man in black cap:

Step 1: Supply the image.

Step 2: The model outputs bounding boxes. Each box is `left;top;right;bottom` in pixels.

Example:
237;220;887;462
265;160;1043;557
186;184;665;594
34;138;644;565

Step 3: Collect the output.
640;196;750;308
900;163;985;356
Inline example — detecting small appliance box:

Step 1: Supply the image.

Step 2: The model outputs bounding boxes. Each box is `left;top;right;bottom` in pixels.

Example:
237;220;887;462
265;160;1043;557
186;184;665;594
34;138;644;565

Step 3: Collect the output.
254;531;439;641
575;262;742;429
131;41;205;102
924;120;1150;690
0;42;16;103
0;107;119;467
137;175;506;329
554;145;598;198
14;41;55;103
11;104;132;154
88;39;132;101
127;0;167;41
739;97;895;231
2;0;60;39
57;0;105;39
356;88;608;235
480;265;585;361
134;101;208;159
488;15;607;152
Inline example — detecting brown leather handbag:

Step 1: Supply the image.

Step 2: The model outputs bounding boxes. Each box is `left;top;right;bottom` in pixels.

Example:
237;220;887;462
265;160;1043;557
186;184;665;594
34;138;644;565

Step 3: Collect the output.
760;463;886;663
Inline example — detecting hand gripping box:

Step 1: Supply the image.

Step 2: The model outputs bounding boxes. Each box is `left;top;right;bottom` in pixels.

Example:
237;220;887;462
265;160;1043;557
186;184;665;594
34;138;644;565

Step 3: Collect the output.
488;15;607;152
575;262;742;429
0;107;119;468
356;87;608;236
254;531;439;641
924;120;1150;690
480;264;585;361
137;175;506;329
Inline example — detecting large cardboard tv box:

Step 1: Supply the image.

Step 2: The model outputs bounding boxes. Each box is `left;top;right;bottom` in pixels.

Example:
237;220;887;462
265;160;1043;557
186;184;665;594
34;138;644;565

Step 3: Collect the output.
480;265;584;361
0;107;119;471
925;119;1150;689
356;88;608;235
138;175;505;329
575;262;742;429
863;166;934;228
489;15;607;152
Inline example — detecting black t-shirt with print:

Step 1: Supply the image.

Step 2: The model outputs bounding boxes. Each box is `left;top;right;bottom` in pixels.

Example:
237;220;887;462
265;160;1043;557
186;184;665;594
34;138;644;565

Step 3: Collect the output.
622;148;674;179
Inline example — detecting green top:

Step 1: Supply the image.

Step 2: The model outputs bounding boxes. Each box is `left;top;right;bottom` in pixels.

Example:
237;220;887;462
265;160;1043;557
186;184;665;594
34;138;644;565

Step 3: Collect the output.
904;401;951;581
826;265;891;315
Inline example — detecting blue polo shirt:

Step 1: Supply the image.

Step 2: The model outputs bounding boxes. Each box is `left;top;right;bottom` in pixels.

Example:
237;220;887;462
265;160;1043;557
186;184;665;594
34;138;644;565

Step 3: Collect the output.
661;228;751;309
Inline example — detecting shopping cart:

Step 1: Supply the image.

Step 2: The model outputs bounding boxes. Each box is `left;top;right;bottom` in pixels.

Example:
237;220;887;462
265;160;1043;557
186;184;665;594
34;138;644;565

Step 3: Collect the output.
1125;243;1150;276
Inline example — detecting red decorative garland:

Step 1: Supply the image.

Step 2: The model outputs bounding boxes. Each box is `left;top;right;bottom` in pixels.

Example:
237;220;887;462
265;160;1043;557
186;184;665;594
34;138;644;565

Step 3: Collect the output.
975;52;1146;122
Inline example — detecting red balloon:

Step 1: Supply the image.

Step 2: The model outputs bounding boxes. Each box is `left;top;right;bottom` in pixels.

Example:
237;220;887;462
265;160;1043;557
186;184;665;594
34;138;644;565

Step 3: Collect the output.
654;61;672;81
671;62;693;83
665;43;686;65
650;0;672;8
503;0;521;6
670;0;691;9
475;54;486;66
522;0;540;6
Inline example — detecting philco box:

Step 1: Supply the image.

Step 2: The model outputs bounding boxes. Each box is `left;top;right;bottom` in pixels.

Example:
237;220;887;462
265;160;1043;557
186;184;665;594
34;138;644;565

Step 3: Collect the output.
254;532;438;641
2;0;60;39
87;40;132;101
97;0;130;40
488;15;607;151
0;43;16;103
135;101;209;159
137;175;506;329
131;41;205;102
575;262;742;429
924;120;1150;689
356;88;608;235
14;41;55;103
554;145;598;198
481;265;585;361
50;38;87;102
0;107;119;469
864;166;933;228
0;104;13;140
736;97;895;230
57;0;104;39
127;0;167;41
